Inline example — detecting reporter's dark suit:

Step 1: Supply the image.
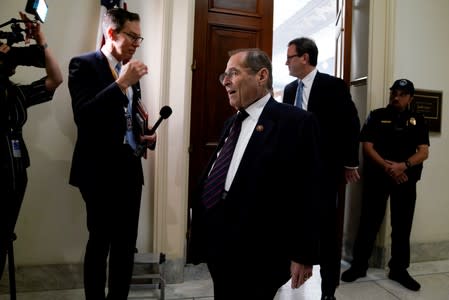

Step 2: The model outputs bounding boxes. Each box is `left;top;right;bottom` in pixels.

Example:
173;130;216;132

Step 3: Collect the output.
190;98;322;299
283;72;360;295
68;50;143;300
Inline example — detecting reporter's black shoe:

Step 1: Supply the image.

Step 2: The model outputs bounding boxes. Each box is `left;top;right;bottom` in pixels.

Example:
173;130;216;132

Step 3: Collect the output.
341;267;367;282
388;269;421;291
321;296;336;300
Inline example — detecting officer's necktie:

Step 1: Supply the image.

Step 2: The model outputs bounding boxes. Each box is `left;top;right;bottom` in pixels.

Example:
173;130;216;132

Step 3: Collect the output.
201;110;249;209
295;80;304;109
116;62;137;150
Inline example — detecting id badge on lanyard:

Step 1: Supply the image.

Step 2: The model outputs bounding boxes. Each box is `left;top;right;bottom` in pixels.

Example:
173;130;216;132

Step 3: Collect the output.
125;106;132;131
11;139;22;158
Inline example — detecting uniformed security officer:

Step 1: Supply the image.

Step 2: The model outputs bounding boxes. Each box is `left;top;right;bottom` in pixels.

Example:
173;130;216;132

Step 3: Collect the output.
341;79;430;291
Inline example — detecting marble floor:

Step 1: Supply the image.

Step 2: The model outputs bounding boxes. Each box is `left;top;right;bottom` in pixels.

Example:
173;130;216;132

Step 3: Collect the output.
1;259;449;299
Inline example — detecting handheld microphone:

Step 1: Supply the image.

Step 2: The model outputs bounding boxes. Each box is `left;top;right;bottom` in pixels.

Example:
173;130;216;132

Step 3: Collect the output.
147;105;172;135
134;105;172;157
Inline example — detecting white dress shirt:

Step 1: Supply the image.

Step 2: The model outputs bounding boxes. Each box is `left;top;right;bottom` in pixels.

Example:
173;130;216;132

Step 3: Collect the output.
224;93;271;190
297;68;318;110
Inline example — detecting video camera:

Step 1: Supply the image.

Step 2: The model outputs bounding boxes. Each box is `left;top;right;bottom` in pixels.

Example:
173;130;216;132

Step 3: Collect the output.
0;0;48;46
0;20;26;47
0;0;49;79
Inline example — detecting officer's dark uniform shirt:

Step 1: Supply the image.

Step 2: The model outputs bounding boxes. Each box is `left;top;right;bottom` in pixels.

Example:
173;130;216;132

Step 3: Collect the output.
0;77;54;191
360;104;430;182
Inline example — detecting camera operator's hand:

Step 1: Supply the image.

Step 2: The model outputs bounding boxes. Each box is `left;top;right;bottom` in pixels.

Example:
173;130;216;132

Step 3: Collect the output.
116;59;148;91
19;11;45;45
17;11;62;91
0;43;10;54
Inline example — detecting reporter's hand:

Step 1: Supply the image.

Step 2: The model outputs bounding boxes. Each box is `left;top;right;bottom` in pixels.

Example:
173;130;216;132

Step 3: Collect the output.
116;59;148;89
140;132;157;148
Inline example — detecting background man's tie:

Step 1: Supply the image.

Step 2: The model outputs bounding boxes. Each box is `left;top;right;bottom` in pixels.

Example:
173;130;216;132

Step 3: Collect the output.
201;110;249;209
295;80;304;109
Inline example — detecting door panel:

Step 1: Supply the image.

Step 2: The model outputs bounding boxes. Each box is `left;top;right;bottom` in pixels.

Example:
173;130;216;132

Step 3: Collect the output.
212;0;258;12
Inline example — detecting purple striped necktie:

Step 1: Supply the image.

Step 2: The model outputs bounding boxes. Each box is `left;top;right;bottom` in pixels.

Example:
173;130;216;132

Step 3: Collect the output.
201;110;249;209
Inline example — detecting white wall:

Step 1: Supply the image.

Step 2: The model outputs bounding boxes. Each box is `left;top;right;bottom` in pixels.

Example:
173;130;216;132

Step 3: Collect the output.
393;0;449;244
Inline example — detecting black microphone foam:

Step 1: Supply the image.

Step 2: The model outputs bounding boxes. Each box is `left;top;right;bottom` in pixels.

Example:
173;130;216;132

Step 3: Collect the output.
160;105;172;119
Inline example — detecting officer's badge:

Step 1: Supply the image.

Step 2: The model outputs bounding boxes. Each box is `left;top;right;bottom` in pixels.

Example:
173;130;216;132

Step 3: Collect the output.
409;117;416;126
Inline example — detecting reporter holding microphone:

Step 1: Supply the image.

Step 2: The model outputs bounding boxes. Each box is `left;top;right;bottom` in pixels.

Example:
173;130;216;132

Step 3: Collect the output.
68;8;156;300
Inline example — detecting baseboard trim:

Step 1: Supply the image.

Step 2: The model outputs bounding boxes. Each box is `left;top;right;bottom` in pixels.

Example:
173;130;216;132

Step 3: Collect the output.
343;240;449;268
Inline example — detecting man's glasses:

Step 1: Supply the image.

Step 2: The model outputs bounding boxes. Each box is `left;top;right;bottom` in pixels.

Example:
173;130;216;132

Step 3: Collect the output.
218;69;240;84
122;31;144;44
286;54;301;62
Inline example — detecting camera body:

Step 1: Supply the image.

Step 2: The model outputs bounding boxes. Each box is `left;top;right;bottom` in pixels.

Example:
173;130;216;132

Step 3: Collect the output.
0;44;45;81
0;23;24;46
0;0;50;80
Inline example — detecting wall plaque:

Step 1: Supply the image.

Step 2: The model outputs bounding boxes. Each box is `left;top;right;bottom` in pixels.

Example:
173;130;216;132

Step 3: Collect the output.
411;89;442;132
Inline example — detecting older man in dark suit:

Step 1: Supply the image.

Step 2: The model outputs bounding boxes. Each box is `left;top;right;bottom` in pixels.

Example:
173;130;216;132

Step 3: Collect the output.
190;48;322;300
68;8;155;300
283;37;360;300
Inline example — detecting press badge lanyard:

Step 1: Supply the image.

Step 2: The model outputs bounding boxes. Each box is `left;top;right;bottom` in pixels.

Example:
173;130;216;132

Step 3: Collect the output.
109;63;134;144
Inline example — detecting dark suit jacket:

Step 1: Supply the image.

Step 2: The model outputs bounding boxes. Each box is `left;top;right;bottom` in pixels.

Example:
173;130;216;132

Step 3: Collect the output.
190;98;322;280
283;72;360;178
68;51;143;188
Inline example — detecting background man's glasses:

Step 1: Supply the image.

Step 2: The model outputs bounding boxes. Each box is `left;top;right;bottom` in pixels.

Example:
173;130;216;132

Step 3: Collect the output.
286;54;301;62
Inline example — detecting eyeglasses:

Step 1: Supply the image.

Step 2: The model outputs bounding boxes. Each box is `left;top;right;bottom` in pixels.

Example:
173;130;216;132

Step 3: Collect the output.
121;31;144;44
286;54;301;62
219;69;240;84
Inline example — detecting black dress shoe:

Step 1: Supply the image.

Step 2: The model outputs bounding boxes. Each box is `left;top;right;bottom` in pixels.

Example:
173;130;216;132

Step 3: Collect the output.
388;269;421;291
341;267;367;282
321;296;336;300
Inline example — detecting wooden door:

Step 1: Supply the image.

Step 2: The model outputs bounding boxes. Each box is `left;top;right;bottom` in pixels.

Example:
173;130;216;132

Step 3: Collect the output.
187;0;273;259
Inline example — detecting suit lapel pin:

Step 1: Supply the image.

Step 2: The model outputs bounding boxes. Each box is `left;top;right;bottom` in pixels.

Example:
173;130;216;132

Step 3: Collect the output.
256;124;264;132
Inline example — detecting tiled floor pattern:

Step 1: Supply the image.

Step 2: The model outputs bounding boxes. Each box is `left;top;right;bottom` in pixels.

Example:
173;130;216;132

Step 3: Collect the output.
1;260;449;299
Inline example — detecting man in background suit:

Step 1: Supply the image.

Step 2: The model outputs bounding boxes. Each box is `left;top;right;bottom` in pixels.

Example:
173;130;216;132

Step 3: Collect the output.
68;8;155;300
283;37;360;300
190;48;322;299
